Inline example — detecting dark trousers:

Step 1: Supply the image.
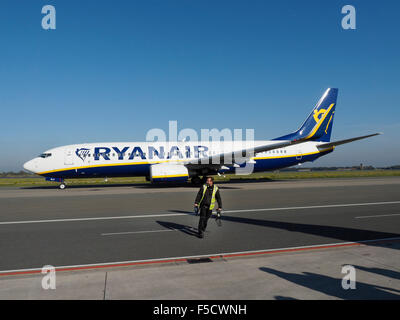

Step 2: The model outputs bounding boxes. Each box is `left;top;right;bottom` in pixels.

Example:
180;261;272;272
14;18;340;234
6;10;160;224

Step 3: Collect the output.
198;206;212;233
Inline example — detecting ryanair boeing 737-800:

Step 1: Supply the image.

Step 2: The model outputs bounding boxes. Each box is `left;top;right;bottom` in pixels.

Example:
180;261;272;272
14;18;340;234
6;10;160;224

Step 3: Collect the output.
23;88;380;189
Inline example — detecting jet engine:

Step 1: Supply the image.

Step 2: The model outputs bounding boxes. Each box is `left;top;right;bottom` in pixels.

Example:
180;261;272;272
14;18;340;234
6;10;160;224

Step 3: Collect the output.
150;163;189;183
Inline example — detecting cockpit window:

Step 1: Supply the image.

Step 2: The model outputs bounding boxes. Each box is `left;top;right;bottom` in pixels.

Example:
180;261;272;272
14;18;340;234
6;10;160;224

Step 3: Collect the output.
39;153;52;158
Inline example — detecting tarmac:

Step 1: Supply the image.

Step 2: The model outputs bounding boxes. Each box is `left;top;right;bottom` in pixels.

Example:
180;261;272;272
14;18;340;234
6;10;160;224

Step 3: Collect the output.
0;177;399;299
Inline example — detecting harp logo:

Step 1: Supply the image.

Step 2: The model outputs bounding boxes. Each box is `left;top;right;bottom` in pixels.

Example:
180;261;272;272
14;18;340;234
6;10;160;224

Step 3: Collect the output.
312;103;335;134
313;108;328;124
75;148;90;161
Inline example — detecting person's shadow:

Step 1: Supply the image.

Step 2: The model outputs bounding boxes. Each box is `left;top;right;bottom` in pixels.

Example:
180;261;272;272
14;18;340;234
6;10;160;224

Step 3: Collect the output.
260;267;400;299
157;220;199;237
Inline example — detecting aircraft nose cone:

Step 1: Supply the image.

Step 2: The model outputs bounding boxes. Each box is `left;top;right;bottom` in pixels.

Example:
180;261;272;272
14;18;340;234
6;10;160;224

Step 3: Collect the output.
23;160;37;173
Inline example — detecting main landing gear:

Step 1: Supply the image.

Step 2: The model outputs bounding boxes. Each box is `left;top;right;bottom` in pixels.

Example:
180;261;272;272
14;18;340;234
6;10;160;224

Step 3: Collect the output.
191;176;207;186
191;176;202;186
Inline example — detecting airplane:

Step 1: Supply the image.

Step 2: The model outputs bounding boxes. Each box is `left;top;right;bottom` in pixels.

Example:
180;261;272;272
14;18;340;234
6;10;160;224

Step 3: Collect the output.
23;88;380;189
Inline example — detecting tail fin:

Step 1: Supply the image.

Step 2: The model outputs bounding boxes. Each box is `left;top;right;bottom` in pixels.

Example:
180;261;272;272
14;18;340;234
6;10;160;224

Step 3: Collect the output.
274;88;338;142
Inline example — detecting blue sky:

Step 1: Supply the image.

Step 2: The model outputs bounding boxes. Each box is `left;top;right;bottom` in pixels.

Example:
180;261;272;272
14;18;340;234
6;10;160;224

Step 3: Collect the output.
0;0;399;171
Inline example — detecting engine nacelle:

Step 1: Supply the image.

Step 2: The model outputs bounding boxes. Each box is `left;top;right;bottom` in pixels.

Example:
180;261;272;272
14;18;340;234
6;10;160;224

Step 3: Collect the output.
150;163;189;183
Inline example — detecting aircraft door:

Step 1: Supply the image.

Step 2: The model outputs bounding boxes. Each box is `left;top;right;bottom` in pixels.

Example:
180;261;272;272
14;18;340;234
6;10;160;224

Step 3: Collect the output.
296;149;303;161
64;149;74;165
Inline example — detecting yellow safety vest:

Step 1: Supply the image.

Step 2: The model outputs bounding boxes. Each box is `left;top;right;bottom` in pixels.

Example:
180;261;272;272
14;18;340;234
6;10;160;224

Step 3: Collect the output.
199;185;219;210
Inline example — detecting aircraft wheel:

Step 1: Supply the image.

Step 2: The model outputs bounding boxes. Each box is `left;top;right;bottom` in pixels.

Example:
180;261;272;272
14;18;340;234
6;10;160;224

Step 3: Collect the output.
59;183;66;190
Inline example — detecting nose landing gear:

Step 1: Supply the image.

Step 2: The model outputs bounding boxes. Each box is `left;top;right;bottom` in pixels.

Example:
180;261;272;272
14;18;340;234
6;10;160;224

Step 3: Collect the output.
45;177;66;189
59;182;66;190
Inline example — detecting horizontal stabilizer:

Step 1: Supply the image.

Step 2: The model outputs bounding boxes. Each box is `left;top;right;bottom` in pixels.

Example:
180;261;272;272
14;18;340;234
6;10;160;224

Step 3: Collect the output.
317;133;381;149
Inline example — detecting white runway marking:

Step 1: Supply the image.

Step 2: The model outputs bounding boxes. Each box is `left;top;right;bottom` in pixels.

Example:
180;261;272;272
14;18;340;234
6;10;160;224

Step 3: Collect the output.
101;229;178;236
225;201;400;213
0;200;399;226
355;213;400;219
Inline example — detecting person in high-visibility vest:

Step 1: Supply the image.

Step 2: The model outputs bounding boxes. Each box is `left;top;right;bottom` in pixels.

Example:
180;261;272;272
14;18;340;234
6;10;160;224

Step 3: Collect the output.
194;176;222;238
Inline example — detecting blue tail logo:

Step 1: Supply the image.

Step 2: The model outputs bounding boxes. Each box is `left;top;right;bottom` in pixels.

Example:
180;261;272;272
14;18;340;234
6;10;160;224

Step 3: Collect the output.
274;88;338;142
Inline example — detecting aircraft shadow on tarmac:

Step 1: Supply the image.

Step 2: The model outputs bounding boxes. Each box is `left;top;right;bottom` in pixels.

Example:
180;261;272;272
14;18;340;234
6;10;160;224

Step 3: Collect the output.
20;183;149;190
20;176;280;190
353;265;400;280
133;184;241;190
21;182;241;190
274;296;299;300
162;212;400;248
131;178;278;189
219;215;400;249
157;221;199;237
259;267;400;299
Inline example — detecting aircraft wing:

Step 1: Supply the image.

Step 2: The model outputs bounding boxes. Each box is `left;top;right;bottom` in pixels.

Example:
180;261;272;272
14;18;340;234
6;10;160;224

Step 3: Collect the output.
317;133;381;149
187;139;304;166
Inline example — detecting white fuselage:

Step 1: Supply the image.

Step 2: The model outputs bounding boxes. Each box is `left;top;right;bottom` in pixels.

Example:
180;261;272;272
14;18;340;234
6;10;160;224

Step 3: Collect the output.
23;140;331;179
